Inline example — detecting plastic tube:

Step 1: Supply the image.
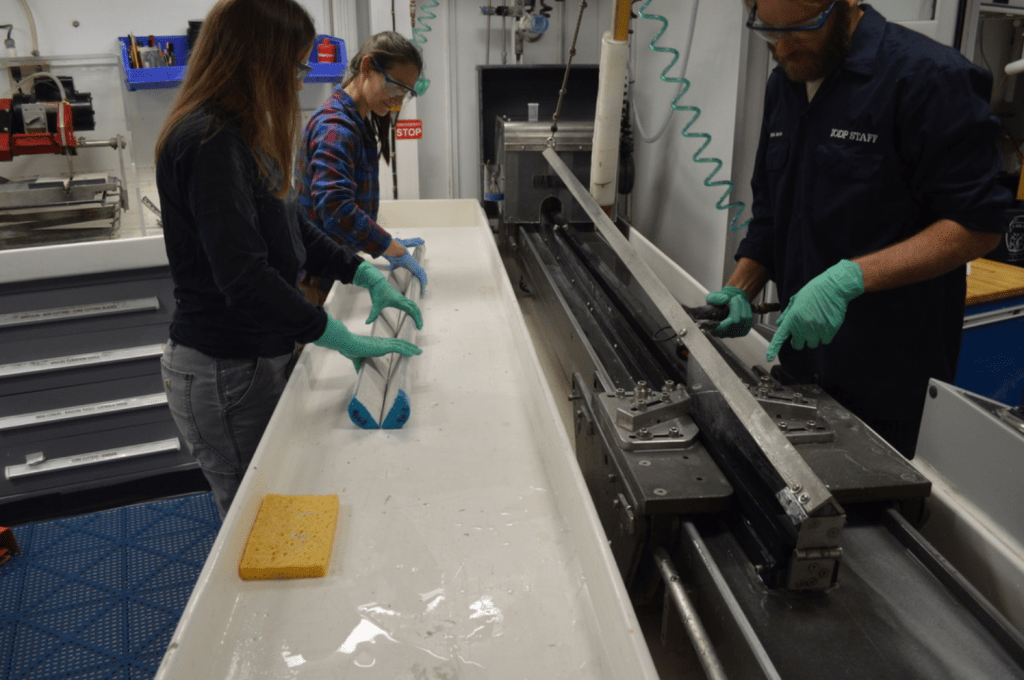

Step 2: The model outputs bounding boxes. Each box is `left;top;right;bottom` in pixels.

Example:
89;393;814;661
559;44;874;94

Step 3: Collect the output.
630;0;698;144
635;0;750;233
16;0;39;56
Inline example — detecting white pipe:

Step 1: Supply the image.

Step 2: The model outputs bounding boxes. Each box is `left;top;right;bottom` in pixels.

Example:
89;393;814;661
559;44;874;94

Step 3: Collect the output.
1006;57;1024;76
590;31;629;212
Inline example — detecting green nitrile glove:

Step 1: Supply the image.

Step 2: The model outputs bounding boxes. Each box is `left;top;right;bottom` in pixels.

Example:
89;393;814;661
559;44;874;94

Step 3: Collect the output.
705;286;753;338
353;261;424;330
313;314;422;371
766;259;864;362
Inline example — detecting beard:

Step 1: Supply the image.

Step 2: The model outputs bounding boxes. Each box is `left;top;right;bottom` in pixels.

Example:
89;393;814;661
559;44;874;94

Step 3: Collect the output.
769;2;854;83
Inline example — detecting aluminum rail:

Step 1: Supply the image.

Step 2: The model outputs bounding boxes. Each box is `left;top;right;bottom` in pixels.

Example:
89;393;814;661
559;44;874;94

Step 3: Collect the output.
541;146;841;522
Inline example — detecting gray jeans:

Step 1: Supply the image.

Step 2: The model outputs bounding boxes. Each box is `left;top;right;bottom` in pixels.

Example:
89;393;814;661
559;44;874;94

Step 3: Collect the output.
161;341;297;518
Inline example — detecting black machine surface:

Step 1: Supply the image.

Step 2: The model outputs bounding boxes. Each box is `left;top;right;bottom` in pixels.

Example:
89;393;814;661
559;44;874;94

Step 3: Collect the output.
501;148;1024;678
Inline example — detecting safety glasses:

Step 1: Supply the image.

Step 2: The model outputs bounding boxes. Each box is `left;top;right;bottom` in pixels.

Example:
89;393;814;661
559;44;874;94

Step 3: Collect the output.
371;57;418;103
296;61;313;81
746;1;837;43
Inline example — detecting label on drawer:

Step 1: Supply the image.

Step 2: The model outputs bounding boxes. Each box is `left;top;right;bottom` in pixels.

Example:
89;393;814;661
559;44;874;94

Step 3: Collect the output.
0;297;160;328
5;438;181;479
0;393;168;431
0;344;164;379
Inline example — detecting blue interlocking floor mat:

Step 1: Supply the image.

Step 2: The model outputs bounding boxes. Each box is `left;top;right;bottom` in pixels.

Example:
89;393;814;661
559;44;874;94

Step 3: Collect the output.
0;493;221;680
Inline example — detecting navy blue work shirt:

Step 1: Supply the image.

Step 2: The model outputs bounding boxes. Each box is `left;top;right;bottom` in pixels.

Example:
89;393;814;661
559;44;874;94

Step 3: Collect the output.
736;5;1010;422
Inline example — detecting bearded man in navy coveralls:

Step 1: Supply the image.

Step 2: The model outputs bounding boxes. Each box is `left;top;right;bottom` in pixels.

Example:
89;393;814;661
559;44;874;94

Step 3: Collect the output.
709;0;1010;458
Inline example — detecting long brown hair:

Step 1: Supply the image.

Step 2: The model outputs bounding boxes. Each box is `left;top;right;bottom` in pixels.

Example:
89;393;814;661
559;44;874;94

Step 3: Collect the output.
155;0;315;198
344;31;423;166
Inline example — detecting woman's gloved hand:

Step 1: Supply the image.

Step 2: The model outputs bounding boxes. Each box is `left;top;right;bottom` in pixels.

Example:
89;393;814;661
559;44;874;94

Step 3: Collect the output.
705;286;753;338
383;237;428;293
313;314;421;371
766;259;864;362
353;261;424;329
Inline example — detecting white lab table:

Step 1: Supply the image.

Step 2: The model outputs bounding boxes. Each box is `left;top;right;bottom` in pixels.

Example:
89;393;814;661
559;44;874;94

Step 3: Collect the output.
156;199;659;679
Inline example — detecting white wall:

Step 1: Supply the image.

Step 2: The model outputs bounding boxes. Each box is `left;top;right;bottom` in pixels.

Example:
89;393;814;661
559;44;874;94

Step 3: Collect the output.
2;0;961;287
408;0;616;204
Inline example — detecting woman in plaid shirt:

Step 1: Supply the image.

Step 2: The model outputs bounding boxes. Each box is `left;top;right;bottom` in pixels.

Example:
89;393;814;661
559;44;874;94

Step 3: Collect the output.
299;32;427;303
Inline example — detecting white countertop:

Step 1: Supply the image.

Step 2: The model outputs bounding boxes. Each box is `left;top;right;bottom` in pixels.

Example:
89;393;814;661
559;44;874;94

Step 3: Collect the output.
156;200;659;679
0;234;169;285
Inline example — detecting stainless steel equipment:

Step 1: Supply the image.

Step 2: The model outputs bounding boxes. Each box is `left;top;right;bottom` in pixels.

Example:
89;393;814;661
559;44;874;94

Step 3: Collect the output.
500;144;1024;677
494;118;594;246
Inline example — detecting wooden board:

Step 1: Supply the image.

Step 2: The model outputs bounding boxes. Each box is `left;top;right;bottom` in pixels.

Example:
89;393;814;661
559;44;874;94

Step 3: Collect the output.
966;258;1024;306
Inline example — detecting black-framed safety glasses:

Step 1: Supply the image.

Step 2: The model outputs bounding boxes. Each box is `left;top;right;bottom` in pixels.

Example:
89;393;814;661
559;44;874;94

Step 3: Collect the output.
746;1;838;43
371;57;417;103
296;61;313;81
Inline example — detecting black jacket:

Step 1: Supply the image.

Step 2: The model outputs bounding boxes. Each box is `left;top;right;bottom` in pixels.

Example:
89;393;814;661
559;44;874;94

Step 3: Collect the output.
157;106;363;358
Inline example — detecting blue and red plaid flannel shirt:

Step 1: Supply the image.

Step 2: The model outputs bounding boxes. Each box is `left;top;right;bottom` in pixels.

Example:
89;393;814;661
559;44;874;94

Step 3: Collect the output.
298;88;392;258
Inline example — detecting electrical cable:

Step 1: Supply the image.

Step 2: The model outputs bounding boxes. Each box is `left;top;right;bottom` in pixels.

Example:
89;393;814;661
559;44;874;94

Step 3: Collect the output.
635;0;750;233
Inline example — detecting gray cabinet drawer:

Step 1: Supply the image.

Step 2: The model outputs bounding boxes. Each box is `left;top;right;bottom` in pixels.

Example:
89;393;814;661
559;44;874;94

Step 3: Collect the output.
0;268;174;362
1;420;191;502
0;352;163;398
0;265;195;506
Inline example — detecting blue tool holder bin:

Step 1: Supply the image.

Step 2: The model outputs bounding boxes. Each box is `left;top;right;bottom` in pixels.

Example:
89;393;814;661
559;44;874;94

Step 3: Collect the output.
118;34;345;91
306;35;347;83
118;35;189;91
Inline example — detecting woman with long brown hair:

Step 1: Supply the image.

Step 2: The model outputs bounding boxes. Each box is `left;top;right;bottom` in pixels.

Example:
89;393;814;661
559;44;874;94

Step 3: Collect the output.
155;0;423;517
298;31;428;301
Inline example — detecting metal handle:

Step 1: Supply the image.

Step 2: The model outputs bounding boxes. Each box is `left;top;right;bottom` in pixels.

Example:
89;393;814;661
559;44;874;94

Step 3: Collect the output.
6;438;181;480
653;546;728;680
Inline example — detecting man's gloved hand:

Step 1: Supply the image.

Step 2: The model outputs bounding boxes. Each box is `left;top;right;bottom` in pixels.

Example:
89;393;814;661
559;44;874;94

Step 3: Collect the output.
705;286;753;338
313;314;422;371
383;237;428;293
353;261;424;330
766;259;864;362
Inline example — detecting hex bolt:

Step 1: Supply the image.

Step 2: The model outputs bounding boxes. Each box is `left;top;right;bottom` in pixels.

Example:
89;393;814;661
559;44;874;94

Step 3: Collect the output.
778;421;789;431
663;380;675;392
638;428;652;440
669;426;680;437
806;420;817;429
791;483;802;493
799;493;811;504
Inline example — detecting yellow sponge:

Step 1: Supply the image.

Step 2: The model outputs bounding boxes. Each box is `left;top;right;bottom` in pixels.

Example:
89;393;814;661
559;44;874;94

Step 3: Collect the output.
238;494;339;580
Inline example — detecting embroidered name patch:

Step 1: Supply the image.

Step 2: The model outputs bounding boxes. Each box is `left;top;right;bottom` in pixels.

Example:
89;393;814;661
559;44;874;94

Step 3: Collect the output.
830;128;878;144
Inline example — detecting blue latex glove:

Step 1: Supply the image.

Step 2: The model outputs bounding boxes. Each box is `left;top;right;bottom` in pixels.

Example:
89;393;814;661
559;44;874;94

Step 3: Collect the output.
766;259;865;362
383;237;428;293
705;286;753;338
352;261;424;330
313;314;422;371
